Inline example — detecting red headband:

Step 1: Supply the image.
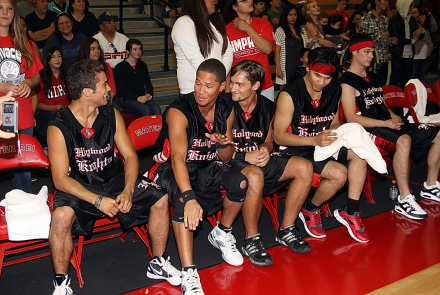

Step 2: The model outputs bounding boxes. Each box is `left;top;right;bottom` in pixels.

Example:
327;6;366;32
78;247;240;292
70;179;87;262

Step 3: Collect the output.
307;62;336;76
349;41;375;53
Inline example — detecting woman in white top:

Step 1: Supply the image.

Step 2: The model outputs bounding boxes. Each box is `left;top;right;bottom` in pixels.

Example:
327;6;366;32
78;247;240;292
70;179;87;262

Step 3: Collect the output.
172;0;233;94
275;5;315;87
302;0;335;49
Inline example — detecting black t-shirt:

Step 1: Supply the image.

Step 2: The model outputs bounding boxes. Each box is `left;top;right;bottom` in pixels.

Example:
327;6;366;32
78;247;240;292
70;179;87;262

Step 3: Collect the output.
25;10;57;48
225;92;275;152
323;24;342;36
72;11;100;37
156;92;233;168
49;105;122;187
280;78;341;153
339;71;391;121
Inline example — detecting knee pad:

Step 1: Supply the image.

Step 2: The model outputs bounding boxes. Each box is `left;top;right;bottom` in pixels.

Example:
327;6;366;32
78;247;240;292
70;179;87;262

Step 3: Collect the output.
171;197;185;223
221;172;248;203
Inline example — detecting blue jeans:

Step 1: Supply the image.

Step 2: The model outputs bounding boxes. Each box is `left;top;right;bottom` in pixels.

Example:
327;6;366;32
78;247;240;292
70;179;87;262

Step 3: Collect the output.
122;99;161;117
34;110;57;148
14;127;33;193
412;59;428;82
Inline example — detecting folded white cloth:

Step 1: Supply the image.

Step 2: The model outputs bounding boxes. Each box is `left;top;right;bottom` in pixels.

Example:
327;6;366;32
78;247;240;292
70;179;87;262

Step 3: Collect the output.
405;79;440;123
314;123;387;174
0;186;51;241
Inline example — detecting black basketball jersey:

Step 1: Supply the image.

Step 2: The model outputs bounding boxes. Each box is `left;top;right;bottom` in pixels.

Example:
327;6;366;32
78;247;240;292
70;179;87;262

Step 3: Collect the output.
156;92;233;168
339;71;391;120
225;92;276;152
49;105;122;186
283;78;340;138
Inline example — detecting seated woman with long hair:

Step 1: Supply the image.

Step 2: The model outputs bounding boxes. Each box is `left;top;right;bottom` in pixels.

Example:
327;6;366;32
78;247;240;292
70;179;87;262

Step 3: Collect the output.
34;46;70;148
76;37;119;111
114;39;161;117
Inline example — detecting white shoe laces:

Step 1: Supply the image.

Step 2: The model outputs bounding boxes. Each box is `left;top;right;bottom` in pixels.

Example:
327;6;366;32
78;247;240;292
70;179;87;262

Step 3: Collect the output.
53;283;73;295
161;256;181;277
184;269;203;294
224;231;239;254
405;195;425;212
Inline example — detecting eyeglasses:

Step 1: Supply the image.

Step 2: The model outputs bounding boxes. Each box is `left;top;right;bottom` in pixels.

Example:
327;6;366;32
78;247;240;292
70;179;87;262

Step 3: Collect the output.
58;20;71;26
411;11;420;14
108;43;117;53
236;0;251;3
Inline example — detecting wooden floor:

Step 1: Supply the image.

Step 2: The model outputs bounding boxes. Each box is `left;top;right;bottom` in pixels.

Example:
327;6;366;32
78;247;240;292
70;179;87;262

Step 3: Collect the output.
368;264;440;295
125;199;440;295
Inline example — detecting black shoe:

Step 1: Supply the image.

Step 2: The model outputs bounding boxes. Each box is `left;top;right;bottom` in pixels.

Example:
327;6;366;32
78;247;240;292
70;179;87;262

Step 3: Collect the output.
242;234;274;267
275;225;312;253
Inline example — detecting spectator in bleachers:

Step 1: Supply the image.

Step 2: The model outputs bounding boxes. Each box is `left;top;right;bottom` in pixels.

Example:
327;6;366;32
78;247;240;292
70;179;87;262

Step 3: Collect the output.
20;16;42;61
359;0;392;86
94;12;129;69
25;0;57;53
389;0;423;89
344;11;362;38
172;0;233;95
275;5;309;88
76;37;119;111
34;46;69;148
114;39;161;117
44;12;86;69
17;0;35;18
330;0;350;30
48;0;69;14
358;0;372;16
291;47;310;82
0;0;43;193
318;11;329;27
411;8;437;81
253;0;266;17
303;1;335;49
324;14;350;50
223;0;275;101
267;0;282;27
67;0;99;37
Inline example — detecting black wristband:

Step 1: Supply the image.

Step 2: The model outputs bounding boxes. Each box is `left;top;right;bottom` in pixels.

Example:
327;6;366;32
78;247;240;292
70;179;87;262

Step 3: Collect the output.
235;151;246;161
218;143;229;149
180;189;197;205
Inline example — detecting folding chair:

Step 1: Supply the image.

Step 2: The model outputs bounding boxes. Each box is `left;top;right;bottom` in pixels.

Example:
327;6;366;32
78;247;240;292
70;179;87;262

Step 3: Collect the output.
0;135;82;284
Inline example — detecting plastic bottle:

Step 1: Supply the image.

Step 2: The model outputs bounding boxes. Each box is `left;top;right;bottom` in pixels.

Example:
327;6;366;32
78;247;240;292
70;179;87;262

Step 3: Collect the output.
389;180;398;200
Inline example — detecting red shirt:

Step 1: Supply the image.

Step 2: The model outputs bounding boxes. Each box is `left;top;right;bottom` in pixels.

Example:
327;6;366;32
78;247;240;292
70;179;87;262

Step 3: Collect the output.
226;17;275;91
104;62;116;94
37;73;70;107
330;9;350;30
0;36;43;130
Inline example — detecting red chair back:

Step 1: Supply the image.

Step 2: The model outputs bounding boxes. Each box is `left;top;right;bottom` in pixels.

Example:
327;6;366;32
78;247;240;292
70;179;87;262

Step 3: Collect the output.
434;80;440;102
126;115;162;151
423;82;440;109
0;134;49;170
384;85;419;123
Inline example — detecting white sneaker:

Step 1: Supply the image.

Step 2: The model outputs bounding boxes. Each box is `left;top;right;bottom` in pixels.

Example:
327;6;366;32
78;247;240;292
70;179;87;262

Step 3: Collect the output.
395;194;428;220
208;222;243;266
181;267;204;295
420;181;440;202
52;275;73;295
147;254;181;286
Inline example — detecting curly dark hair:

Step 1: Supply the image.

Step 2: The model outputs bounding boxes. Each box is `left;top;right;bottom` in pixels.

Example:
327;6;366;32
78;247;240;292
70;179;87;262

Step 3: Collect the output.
66;59;104;100
40;46;68;97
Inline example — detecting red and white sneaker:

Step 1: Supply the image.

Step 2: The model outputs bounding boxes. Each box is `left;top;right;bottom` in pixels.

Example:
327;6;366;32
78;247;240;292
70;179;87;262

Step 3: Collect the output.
298;207;326;238
334;208;369;243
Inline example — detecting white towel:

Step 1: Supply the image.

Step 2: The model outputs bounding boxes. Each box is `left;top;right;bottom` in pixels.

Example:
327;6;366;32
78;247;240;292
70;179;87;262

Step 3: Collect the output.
404;79;440;123
314;123;387;174
0;186;51;241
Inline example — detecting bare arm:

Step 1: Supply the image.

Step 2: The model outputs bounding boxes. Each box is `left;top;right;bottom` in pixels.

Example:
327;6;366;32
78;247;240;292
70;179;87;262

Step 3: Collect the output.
340;83;403;129
216;107;235;163
234;18;273;55
275;44;283;79
304;22;335;48
167;108;203;229
28;23;55;42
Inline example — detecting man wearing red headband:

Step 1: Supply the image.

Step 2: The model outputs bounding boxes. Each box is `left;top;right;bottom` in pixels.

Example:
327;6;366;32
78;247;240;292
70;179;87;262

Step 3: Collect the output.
274;47;370;243
340;33;440;220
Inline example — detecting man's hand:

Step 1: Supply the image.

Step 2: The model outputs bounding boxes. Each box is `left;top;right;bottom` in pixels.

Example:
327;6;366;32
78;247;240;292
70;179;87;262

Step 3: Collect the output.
233;18;249;32
391;37;398;45
98;196;120;218
385;118;404;130
116;190;133;213
137;95;148;103
145;93;152;101
313;129;338;147
205;132;233;146
381;32;390;39
413;28;423;40
255;147;270;167
0;92;16;139
184;199;203;230
17;80;31;98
